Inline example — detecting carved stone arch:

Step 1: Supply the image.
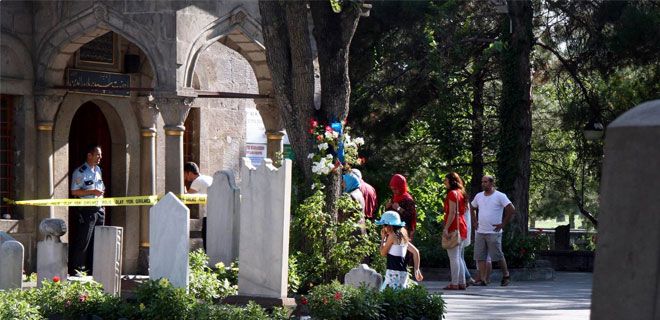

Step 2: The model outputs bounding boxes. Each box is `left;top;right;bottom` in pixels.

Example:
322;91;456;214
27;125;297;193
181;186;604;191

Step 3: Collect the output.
183;7;272;95
1;31;35;95
35;3;168;89
0;31;34;80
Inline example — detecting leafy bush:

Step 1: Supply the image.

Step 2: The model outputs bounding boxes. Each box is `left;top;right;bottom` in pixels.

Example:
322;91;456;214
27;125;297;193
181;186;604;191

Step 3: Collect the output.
189;249;238;302
0;289;42;320
291;190;380;292
409;174;449;268
308;281;444;320
190;301;289;320
502;229;551;268
135;278;196;320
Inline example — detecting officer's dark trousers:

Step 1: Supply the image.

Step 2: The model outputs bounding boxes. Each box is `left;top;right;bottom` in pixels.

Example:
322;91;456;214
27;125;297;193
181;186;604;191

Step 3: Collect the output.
70;206;105;274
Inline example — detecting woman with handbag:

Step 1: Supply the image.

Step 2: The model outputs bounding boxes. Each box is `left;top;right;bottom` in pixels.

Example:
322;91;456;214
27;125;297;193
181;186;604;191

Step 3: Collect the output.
442;172;469;290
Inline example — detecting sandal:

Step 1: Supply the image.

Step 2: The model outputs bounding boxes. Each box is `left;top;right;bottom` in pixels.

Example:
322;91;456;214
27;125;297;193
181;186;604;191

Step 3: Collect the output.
473;280;487;286
501;275;510;287
458;284;467;290
443;284;460;290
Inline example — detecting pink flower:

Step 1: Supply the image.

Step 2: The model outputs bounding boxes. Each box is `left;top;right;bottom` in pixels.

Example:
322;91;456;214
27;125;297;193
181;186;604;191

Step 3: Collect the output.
325;126;333;132
334;291;342;301
65;300;72;307
308;128;315;134
52;276;60;283
316;135;323;141
301;296;308;305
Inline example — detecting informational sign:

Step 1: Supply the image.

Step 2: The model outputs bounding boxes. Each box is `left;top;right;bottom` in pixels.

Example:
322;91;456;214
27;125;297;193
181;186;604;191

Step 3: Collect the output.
67;69;130;97
245;106;291;164
79;32;115;64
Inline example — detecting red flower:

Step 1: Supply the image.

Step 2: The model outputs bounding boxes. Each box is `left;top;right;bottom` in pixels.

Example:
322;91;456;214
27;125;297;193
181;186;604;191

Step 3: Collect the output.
325;125;332;132
300;296;308;305
52;276;60;283
308;128;315;134
322;297;328;305
334;291;342;301
310;119;318;128
316;135;323;141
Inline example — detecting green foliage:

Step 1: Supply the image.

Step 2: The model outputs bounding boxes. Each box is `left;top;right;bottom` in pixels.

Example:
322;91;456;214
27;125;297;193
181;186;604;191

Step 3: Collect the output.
189;301;289;320
308;281;445;320
135;278;196;320
188;249;238;302
291;190;380;291
502;229;551;268
408;173;448;267
0;290;42;320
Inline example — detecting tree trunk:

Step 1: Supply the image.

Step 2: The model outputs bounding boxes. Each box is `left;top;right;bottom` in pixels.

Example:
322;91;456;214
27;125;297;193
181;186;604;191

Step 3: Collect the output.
470;71;485;199
497;0;533;236
309;1;362;219
259;1;316;195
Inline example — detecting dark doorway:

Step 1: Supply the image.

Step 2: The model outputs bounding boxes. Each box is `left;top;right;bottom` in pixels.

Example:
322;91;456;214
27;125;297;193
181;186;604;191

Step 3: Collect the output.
68;102;112;272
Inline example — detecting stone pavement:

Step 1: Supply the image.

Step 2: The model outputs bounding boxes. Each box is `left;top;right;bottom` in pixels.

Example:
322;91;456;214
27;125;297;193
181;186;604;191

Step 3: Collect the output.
422;272;592;320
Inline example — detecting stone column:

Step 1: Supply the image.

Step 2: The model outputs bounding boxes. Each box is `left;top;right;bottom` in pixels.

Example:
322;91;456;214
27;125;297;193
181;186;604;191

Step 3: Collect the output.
266;131;285;161
254;98;285;161
155;96;193;194
133;98;158;273
34;93;64;240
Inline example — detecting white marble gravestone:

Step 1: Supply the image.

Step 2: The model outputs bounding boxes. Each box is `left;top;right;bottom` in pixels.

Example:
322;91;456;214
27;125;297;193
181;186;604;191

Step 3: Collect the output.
344;264;383;290
0;232;24;290
591;100;660;320
149;192;189;289
93;226;123;296
237;158;292;299
37;219;68;287
207;170;241;267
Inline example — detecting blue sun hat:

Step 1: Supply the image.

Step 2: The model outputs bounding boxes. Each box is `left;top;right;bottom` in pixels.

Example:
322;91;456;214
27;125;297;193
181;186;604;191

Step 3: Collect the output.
375;211;406;227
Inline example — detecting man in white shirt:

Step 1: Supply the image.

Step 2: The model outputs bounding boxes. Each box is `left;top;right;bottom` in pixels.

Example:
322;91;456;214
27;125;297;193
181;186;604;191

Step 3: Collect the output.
184;162;213;194
470;175;516;286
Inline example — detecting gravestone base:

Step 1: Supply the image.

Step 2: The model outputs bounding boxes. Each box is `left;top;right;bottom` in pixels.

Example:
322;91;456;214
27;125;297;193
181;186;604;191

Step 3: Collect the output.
223;295;297;311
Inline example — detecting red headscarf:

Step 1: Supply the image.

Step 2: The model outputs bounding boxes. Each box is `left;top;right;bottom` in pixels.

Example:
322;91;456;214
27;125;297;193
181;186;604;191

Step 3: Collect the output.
389;174;413;203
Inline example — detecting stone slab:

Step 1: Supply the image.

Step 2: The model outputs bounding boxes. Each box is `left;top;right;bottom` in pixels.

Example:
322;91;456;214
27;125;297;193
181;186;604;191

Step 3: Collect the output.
37;240;67;287
0;239;24;290
149;192;189;289
207;170;240;267
344;264;382;290
93;226;123;296
591;100;660;320
237;158;291;299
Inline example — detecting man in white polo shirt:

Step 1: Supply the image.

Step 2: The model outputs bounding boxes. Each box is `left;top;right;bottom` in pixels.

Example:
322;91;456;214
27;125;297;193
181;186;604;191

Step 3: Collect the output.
470;175;516;286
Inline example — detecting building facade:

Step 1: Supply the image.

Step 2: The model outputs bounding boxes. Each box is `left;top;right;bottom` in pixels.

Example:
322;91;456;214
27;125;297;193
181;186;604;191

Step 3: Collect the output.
0;0;284;274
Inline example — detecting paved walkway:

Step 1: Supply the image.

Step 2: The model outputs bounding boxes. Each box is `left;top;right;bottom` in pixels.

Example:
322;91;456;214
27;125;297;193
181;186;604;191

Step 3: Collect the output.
422;272;592;320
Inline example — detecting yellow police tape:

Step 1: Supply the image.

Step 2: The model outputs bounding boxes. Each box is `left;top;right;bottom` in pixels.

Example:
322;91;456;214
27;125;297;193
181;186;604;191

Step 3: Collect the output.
2;194;207;207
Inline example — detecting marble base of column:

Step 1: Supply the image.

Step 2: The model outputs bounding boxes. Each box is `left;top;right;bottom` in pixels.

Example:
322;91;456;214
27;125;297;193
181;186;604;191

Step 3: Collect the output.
164;127;185;194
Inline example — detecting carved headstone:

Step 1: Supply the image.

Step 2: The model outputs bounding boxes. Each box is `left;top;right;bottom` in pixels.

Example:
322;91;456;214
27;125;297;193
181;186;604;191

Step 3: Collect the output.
591;100;660;320
207;170;241;266
93;226;123;296
345;264;383;290
150;192;189;289
37;218;68;287
554;224;570;251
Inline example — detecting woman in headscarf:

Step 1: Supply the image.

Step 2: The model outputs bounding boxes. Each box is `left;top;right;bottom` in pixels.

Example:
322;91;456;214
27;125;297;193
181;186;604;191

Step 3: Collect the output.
342;172;365;211
385;174;417;240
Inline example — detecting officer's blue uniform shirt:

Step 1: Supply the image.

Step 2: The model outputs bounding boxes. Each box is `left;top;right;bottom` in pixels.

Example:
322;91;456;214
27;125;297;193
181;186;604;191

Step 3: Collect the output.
71;163;105;199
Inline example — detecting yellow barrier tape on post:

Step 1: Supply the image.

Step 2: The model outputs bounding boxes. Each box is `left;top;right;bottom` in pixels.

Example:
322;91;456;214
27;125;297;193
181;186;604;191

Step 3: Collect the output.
2;194;207;207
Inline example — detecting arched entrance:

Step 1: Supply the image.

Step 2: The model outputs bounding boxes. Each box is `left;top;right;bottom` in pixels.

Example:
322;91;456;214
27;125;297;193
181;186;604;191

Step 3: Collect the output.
67;101;112;273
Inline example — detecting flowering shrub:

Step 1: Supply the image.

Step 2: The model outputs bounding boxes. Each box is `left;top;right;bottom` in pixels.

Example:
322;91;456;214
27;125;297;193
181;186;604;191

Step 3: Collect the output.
307;118;365;187
308;281;445;320
188;249;238;302
503;229;551;268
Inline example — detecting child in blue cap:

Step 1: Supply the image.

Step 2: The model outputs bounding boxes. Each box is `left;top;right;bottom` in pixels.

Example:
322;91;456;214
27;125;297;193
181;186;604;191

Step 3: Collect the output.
376;210;423;290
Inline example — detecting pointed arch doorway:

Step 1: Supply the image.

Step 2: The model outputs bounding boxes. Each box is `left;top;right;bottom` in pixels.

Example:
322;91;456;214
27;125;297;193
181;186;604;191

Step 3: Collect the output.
67;101;113;272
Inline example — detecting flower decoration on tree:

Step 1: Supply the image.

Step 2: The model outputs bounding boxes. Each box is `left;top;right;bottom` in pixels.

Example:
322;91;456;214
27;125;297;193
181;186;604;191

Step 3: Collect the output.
307;117;365;188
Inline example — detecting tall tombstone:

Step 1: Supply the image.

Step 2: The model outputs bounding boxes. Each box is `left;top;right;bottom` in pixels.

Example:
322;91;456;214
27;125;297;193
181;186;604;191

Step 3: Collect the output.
554;224;570;251
37;218;68;287
0;232;24;290
93;226;123;296
207;170;241;267
591;100;660;320
150;192;190;289
228;158;294;307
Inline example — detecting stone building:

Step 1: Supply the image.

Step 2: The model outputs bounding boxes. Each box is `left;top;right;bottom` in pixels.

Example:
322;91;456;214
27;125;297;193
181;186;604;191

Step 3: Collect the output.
0;0;284;274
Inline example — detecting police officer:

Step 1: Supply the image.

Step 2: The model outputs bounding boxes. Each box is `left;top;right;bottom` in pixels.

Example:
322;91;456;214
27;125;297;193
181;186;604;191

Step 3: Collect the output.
70;144;105;274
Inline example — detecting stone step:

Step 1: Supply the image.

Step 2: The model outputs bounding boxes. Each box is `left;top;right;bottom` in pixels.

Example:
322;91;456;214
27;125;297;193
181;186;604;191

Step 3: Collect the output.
190;218;203;232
